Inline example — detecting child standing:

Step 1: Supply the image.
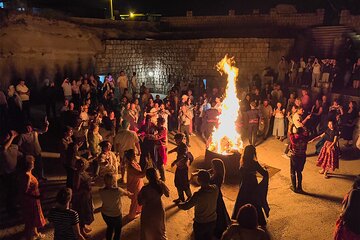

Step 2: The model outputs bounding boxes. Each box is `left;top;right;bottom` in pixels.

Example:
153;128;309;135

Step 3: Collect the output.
170;133;192;203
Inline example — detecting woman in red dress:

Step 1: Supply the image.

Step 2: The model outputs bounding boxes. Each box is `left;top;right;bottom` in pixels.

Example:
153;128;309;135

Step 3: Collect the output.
309;120;340;179
21;155;46;240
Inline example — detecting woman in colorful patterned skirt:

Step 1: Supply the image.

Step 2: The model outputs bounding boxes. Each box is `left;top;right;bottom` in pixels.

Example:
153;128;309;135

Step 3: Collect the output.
309;120;340;179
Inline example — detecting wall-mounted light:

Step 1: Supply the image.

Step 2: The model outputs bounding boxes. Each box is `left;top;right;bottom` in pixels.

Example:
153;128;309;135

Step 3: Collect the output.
148;71;154;77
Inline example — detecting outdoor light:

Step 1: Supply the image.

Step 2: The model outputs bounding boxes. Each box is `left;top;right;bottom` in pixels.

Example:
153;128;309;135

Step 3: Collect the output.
148;71;154;77
129;12;135;18
109;0;114;20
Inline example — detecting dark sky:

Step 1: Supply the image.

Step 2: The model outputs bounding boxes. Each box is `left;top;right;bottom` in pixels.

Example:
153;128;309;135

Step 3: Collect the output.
30;0;360;16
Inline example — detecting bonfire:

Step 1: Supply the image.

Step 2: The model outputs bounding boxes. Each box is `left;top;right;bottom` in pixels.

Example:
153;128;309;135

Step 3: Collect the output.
207;55;243;154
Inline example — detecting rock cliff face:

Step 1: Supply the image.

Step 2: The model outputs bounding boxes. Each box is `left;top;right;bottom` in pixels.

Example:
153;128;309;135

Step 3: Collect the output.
0;11;294;94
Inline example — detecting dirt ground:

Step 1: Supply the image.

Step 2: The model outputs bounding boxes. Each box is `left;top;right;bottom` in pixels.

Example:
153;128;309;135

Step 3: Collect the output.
1;130;359;240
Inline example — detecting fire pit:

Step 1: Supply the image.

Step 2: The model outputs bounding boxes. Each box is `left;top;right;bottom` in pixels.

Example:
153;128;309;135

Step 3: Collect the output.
205;149;241;178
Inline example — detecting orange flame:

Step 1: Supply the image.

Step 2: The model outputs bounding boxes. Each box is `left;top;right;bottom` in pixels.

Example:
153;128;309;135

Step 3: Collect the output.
208;55;243;154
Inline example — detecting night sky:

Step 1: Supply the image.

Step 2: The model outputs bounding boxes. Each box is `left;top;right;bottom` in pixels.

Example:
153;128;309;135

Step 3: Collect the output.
29;0;360;17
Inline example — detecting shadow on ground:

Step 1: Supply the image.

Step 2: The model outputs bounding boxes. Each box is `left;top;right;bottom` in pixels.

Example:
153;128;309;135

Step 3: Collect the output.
166;153;281;186
326;173;359;181
340;147;360;161
299;192;344;204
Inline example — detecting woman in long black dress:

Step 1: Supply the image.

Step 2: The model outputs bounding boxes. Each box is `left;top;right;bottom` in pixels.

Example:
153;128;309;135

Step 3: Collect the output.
232;145;269;227
341;101;358;147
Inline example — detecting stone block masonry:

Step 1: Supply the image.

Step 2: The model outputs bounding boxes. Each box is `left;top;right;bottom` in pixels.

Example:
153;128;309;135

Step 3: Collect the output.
96;38;294;93
161;9;325;30
340;10;360;33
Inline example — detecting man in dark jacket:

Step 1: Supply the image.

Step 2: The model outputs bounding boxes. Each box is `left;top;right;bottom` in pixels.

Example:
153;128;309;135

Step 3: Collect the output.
178;170;219;240
289;127;309;192
246;101;262;146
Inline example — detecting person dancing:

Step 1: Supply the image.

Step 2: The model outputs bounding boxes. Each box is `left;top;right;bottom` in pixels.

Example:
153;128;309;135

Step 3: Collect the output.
192;159;230;238
125;149;146;220
309;120;340;179
21;155;46;240
289;127;309;193
138;168;170;240
232;145;269;227
169;133;192;203
334;176;360;239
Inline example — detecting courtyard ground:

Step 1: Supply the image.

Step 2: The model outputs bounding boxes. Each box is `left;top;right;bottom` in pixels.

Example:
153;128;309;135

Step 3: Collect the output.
0;110;359;240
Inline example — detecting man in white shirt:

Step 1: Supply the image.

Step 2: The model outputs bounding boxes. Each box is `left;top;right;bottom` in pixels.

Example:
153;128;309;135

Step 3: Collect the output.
117;71;128;96
18;121;49;180
158;103;171;129
61;78;72;101
130;72;137;94
148;103;160;125
114;120;141;183
312;58;322;88
79;105;90;127
292;107;311;131
16;79;30;120
178;105;193;147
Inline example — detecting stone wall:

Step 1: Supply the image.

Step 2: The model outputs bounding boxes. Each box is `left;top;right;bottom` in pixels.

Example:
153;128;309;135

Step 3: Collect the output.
161;9;325;29
96;38;294;93
340;10;360;33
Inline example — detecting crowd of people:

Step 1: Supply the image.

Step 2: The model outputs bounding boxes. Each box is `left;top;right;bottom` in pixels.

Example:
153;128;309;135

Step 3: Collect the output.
0;63;359;240
274;56;360;90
